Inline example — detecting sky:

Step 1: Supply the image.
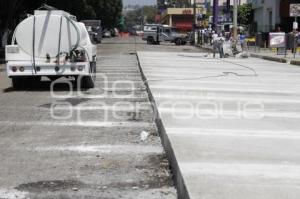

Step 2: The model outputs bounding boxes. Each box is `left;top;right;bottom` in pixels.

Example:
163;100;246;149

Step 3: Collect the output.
123;0;156;6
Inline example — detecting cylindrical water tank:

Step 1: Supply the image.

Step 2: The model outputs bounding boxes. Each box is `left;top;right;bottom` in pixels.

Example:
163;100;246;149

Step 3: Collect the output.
14;11;88;59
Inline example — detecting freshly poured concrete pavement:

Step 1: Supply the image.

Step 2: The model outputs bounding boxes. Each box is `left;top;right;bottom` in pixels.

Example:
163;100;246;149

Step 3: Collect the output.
138;52;300;199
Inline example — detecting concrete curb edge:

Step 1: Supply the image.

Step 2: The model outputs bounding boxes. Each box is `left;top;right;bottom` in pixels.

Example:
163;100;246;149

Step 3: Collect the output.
198;45;298;65
250;53;287;63
290;60;300;66
136;52;191;199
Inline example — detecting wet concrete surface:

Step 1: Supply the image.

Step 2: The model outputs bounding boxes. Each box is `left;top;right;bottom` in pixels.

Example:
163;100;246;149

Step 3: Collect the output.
138;51;300;199
0;37;200;199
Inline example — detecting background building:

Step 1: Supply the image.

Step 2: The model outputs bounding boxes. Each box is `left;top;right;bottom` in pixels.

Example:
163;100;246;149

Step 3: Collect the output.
157;0;208;31
157;0;251;31
161;7;207;31
280;0;300;32
252;0;300;33
252;0;281;32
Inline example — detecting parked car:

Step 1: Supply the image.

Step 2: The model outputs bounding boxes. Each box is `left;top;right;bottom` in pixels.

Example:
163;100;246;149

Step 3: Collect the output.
111;28;119;37
103;29;111;38
142;24;187;45
81;20;102;44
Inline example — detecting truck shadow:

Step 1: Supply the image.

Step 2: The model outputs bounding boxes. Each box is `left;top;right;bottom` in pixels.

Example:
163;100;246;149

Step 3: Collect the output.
3;80;87;93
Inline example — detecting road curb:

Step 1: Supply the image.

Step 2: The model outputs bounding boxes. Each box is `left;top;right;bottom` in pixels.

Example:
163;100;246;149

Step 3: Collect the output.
198;45;293;64
136;53;190;199
250;53;287;63
290;60;300;66
198;45;214;53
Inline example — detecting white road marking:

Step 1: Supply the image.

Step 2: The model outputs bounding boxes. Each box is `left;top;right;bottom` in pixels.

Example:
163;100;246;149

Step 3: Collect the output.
34;145;163;154
181;162;300;179
0;189;28;199
0;121;154;128
166;128;300;139
158;107;300;119
155;94;300;104
149;85;300;95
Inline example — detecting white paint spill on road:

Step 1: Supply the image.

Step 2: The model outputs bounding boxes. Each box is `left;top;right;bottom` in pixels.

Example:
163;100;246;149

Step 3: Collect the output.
158;107;300;119
0;189;27;199
166;128;300;139
52;95;148;100
180;162;300;179
0;121;154;128
0;105;152;112
149;85;300;95
34;145;163;154
155;94;300;104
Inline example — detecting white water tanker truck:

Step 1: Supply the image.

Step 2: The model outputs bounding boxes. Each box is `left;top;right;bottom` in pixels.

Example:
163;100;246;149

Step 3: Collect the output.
5;5;97;89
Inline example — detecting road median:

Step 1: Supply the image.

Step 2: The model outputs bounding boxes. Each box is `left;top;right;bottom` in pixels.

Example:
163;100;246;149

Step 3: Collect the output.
250;53;288;63
290;60;300;66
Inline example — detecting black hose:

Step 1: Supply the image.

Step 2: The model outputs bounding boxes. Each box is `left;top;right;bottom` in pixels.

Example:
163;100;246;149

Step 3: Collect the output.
57;16;63;66
32;16;37;74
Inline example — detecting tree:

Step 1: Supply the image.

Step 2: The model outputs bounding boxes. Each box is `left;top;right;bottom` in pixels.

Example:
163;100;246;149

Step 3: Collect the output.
142;6;157;24
44;0;90;20
87;0;123;29
124;5;157;30
238;3;253;27
0;0;25;46
0;0;123;48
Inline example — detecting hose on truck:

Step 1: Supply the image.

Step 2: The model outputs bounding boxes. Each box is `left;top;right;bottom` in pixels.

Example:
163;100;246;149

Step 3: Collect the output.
11;4;82;71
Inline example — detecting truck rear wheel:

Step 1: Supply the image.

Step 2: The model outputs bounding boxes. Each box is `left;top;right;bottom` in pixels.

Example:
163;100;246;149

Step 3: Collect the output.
80;62;96;89
175;39;182;46
12;77;24;90
29;77;41;87
147;37;154;45
12;77;41;89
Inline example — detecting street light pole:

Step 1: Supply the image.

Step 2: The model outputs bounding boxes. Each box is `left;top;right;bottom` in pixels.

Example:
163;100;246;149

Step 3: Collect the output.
193;0;197;46
213;0;219;30
233;0;238;40
293;16;298;59
194;0;197;25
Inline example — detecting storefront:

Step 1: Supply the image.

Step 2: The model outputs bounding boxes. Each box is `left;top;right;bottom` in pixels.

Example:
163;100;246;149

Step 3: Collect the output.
161;7;206;32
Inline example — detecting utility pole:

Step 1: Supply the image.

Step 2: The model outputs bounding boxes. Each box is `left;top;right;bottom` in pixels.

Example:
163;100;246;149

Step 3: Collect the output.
194;0;197;25
141;6;144;28
213;0;219;31
193;0;197;46
293;16;298;59
233;0;238;40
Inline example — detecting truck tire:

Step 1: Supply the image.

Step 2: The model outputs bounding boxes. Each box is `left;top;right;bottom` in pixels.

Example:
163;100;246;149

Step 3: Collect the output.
147;37;154;45
81;61;96;89
12;77;41;89
12;77;24;90
28;77;41;88
175;39;182;46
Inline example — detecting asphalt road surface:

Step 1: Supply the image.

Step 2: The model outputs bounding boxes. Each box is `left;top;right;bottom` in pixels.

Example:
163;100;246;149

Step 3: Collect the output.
0;37;199;199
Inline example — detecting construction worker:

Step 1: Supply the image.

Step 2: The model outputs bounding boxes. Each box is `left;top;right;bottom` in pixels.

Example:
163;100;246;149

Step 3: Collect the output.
213;33;225;58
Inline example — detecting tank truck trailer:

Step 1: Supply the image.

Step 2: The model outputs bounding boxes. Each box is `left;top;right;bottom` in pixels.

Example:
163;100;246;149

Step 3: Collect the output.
5;5;97;89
